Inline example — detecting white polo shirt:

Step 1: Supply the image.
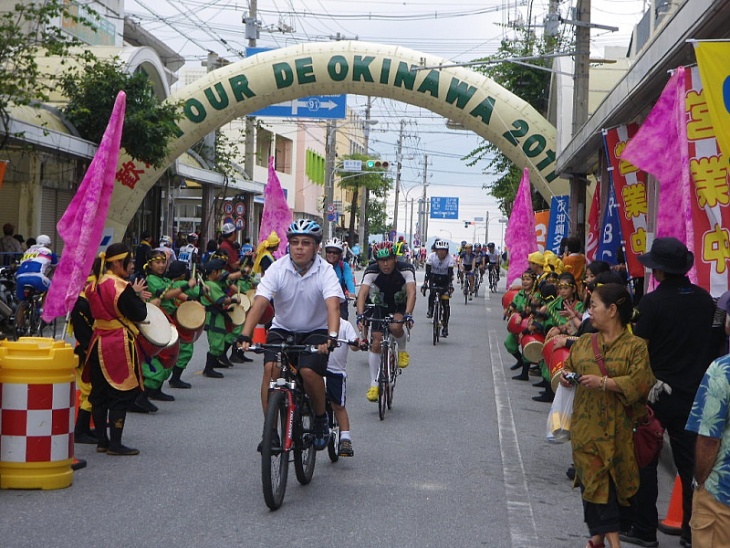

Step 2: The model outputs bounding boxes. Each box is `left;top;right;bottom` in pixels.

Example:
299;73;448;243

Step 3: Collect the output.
256;254;344;332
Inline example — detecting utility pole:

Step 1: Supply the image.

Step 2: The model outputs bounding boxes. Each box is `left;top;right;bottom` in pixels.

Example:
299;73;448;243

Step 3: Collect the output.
392;119;405;233
409;199;415;251
200;51;220;243
485;210;489;243
420;154;429;244
357;97;372;249
243;0;259;242
570;0;590;243
323;121;337;243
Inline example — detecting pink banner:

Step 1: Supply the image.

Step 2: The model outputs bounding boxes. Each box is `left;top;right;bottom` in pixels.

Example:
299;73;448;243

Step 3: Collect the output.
684;66;730;296
602;125;648;278
585;183;600;263
505;168;537;287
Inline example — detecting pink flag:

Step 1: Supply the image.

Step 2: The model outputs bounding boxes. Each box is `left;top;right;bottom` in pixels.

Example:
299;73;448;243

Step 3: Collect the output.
585;183;600;263
258;157;292;258
621;67;691;245
505;168;537;287
43;91;126;322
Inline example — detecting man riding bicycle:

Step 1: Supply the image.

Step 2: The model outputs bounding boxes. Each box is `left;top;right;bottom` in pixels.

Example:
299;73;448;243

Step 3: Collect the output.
474;243;485;283
15;234;57;337
485;242;501;288
422;240;454;338
356;241;416;402
458;243;477;299
238;219;343;452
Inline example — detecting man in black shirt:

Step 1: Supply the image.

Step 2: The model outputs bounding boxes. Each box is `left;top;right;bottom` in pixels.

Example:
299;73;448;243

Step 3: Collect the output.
621;238;715;548
134;231;152;278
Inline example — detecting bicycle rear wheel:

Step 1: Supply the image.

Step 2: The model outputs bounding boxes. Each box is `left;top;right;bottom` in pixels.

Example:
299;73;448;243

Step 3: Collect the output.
326;401;340;463
463;282;468;305
294;397;316;485
387;344;397;409
262;390;289;511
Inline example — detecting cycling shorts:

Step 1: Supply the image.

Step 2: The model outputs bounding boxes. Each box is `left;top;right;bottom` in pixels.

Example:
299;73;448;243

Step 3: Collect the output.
264;328;329;376
363;305;406;334
462;264;473;273
15;275;50;302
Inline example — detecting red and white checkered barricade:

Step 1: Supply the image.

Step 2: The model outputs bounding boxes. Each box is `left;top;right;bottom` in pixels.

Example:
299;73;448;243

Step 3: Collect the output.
0;337;77;490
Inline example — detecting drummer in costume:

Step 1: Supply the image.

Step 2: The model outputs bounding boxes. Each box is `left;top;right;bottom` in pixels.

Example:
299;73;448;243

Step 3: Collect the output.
227;261;257;364
84;243;149;456
165;261;202;388
142;252;198;399
252;231;280;276
506;269;537;380
200;258;239;378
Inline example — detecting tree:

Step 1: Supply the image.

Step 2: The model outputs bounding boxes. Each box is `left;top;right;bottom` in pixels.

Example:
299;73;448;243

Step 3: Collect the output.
59;58;181;168
0;0;96;149
337;153;393;243
464;26;571;216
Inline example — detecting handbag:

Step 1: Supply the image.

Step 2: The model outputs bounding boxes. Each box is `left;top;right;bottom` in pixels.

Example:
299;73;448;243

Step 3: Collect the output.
546;383;575;444
591;333;664;467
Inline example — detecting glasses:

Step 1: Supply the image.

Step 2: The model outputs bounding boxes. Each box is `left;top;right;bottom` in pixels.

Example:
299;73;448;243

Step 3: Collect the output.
326;250;342;255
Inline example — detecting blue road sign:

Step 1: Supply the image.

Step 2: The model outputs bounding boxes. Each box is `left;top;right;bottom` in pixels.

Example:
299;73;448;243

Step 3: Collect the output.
430;197;459;219
247;47;346;119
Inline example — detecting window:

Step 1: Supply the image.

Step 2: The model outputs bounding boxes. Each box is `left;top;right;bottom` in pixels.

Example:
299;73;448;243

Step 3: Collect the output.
274;135;293;174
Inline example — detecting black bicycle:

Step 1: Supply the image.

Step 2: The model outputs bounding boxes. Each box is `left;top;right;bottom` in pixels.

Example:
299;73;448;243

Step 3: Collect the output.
250;340;321;511
488;263;500;292
429;284;451;345
363;313;407;420
15;285;48;339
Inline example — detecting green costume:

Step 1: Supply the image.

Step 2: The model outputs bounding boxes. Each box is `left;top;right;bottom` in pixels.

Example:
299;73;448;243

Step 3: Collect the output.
166;279;200;372
504;289;532;354
202;278;230;356
565;330;654;505
224;275;256;347
142;273;174;390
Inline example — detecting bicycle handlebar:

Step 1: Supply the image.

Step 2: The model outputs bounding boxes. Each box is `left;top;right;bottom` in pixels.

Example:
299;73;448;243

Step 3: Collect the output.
249;343;319;354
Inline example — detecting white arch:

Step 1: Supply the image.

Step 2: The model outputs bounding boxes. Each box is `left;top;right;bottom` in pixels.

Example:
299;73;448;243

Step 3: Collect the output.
106;41;565;237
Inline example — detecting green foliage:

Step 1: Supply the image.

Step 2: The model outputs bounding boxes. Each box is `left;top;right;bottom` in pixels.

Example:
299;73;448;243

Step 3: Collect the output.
464;26;569;215
60;58;182;168
0;0;96;148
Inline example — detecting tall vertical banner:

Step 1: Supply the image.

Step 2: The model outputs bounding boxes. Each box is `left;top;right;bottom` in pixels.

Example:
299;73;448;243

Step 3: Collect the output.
534;210;550;252
546;195;570;254
681;65;730;296
602;125;648;277
585;185;601;263
597;180;623;264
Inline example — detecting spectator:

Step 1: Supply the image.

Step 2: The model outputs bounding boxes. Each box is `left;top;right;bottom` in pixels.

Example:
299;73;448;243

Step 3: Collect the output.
621;237;715;548
0;223;23;265
134;230;152;278
201;239;218;265
685;345;730;547
218;222;241;273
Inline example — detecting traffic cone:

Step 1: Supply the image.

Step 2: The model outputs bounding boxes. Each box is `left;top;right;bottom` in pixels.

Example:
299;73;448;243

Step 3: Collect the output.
657;473;683;535
253;325;267;344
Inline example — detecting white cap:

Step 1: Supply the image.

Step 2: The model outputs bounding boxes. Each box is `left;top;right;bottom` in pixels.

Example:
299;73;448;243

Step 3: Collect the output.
36;234;51;247
221;222;238;236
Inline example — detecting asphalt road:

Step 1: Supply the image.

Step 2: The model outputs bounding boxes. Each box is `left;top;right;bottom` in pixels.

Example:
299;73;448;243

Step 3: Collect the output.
0;270;679;547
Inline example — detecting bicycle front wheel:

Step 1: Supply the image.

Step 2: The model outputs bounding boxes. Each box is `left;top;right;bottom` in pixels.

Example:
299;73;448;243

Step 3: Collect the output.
378;350;388;421
432;300;440;345
294;397;317;485
327;402;340;463
387;344;397;410
262;390;289;511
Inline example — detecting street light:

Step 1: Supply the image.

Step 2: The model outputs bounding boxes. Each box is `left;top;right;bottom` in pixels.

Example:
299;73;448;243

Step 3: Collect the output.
498;218;508;250
439;229;452;242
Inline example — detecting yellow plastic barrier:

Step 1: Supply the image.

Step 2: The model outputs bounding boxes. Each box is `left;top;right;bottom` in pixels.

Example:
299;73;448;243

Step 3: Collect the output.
0;337;77;490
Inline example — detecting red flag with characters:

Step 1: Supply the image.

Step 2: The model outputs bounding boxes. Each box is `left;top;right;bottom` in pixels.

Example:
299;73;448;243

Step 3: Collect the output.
602;125;648;278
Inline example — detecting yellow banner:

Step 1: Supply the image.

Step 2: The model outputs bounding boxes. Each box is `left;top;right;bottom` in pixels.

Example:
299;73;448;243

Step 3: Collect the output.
694;42;730;160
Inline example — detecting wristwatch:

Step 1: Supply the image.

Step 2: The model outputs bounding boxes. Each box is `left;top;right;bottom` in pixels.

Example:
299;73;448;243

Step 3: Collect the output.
329;331;338;339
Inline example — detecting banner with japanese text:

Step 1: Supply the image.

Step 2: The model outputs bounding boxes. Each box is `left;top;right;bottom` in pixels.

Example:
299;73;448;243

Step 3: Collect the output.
694;42;730;163
546;195;570;255
602;125;648;278
684;66;730;296
585;185;600;263
534;210;550;252
597;180;623;265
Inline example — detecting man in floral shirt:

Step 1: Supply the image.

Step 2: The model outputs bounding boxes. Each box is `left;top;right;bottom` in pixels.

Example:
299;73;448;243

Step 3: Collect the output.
685;352;730;547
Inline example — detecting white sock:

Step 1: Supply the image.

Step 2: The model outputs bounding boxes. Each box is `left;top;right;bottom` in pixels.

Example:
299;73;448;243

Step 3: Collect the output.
341;431;351;441
368;351;380;385
395;334;407;351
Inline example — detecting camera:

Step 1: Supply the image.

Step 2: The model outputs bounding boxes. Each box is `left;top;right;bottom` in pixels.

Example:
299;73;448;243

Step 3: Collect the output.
564;372;582;385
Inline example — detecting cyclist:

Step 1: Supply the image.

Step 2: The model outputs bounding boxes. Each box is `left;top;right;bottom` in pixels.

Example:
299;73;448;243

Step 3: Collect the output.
456;241;467;285
238;219;343;452
323;237;356;320
485;242;501;288
422;240;454;338
154;235;177;268
356;241;416;402
458;243;477;299
14;234;57;336
473;243;485;283
177;233;200;271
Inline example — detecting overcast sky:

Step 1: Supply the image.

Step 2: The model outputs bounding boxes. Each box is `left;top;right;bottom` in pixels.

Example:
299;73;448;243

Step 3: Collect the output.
126;0;647;246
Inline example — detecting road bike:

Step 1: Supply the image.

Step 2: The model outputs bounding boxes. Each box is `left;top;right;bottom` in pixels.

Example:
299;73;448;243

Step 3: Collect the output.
250;339;322;511
362;311;408;420
488;263;500;293
14;285;52;339
473;264;482;297
463;270;476;304
429;284;451;345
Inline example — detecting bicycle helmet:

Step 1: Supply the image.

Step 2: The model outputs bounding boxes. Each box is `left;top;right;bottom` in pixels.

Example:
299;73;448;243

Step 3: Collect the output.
474;243;482;249
373;241;396;259
461;240;467;247
187;233;199;243
487;242;495;248
434;240;449;250
324;237;344;252
36;234;51;247
464;243;473;249
159;235;172;247
287;219;323;243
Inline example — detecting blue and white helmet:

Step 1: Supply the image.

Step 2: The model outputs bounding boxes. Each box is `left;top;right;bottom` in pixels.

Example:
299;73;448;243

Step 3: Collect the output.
434;240;449;250
287;219;322;243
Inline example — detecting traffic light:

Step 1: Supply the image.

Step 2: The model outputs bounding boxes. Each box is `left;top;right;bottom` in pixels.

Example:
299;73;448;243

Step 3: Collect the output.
464;222;469;228
365;159;390;169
